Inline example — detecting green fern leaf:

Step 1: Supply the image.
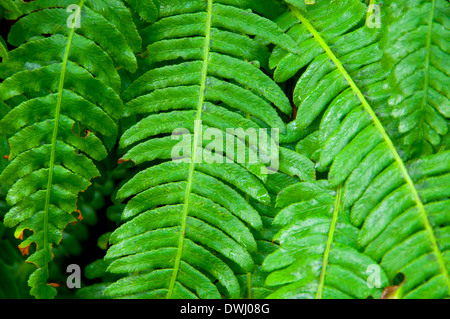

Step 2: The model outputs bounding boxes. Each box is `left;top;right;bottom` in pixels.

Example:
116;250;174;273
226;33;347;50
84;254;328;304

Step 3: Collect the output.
354;151;450;298
0;0;138;298
104;0;313;299
268;0;450;298
271;0;387;144
263;181;388;299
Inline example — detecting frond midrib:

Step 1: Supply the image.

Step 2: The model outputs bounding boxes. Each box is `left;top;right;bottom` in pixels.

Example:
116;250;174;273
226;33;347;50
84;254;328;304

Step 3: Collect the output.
42;0;85;273
288;4;450;291
315;186;341;299
166;0;213;298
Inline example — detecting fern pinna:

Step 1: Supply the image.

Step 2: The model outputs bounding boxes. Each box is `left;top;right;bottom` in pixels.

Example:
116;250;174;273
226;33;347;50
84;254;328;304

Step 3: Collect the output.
0;0;139;298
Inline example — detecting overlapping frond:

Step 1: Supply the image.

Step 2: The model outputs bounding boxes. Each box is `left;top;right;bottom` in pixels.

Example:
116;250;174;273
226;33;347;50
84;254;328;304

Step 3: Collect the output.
263;181;388;299
0;0;139;298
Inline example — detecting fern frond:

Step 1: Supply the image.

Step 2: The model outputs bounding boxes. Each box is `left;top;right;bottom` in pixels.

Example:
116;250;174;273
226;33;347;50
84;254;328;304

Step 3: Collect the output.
383;0;450;157
268;0;450;298
271;0;387;144
263;181;388;299
0;0;138;298
354;151;450;298
104;0;314;299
